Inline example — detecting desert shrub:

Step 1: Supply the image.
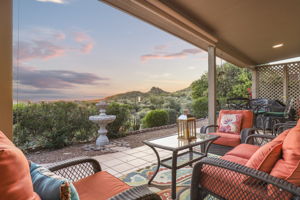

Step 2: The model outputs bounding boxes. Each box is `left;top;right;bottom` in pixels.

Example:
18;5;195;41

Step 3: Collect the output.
106;102;131;138
191;97;208;118
165;109;178;124
143;109;169;128
13;102;98;150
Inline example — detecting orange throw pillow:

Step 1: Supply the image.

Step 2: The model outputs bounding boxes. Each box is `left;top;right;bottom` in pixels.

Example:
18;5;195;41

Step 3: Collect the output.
245;129;290;173
0;131;40;200
270;122;300;186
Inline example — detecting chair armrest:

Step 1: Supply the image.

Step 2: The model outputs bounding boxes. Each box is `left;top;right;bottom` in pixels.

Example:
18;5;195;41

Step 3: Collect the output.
47;157;101;182
109;185;161;200
240;128;258;143
245;134;276;145
200;125;219;133
191;157;300;200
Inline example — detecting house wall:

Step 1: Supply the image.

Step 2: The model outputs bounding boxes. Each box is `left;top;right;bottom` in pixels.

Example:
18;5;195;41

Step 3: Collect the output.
0;0;13;139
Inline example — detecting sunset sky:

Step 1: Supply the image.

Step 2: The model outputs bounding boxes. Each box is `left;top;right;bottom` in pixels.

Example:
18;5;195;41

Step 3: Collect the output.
13;0;218;101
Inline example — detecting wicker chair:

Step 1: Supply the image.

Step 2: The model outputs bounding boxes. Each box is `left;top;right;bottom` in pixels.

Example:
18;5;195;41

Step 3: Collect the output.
190;134;300;200
200;110;255;148
47;157;161;200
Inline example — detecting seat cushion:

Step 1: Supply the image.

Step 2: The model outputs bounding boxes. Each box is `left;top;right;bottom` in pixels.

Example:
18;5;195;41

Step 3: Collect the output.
226;144;260;160
218;110;254;131
208;132;241;147
73;171;131;200
219;114;243;134
0;131;40;200
245;129;290;173
221;154;248;165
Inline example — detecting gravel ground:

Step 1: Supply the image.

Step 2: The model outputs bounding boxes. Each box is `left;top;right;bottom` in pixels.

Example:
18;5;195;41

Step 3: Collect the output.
26;119;208;164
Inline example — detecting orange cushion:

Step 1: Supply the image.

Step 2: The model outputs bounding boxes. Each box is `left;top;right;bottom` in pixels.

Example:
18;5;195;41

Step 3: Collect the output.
269;122;300;186
73;171;131;200
221;154;248;165
218;110;253;131
208;132;241;147
245;130;290;173
226;144;260;160
0;131;40;200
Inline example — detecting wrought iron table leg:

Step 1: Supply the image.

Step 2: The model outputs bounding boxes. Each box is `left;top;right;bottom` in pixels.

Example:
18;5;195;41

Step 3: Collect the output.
171;151;178;200
146;145;160;185
189;147;193;167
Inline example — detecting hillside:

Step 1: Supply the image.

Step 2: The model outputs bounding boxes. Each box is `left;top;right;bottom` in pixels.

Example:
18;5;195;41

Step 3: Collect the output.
104;86;175;101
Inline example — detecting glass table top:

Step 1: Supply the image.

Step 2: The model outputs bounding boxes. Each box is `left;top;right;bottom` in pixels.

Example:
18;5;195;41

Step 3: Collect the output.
144;133;218;150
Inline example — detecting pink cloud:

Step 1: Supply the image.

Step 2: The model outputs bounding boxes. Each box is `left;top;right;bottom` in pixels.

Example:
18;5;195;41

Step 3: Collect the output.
16;40;66;62
154;44;168;50
141;48;202;62
74;32;94;53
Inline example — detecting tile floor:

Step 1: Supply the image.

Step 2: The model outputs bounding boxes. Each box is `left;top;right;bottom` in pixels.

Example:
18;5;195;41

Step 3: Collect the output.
93;145;173;177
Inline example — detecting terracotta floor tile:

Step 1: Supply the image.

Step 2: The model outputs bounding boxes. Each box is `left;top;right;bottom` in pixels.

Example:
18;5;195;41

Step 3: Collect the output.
127;159;148;167
112;163;135;173
104;159;124;167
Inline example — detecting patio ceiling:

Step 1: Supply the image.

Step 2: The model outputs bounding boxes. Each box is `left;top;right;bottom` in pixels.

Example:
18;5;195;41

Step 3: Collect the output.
100;0;300;68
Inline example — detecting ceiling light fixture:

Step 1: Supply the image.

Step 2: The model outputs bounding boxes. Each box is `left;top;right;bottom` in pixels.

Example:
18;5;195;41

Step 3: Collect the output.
273;43;284;48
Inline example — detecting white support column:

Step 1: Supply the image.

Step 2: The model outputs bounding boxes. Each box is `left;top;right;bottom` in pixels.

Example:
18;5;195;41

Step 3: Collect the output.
0;0;13;140
251;68;258;99
283;65;289;103
208;46;216;131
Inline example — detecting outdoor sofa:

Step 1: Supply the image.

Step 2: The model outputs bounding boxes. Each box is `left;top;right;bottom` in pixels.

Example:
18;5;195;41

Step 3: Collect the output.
191;120;300;200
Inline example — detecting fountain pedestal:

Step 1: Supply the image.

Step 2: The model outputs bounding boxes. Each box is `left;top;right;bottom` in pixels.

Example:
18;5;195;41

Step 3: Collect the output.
89;101;116;146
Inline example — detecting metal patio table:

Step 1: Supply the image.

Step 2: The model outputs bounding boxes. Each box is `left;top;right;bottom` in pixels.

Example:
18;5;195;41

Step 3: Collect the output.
143;133;219;200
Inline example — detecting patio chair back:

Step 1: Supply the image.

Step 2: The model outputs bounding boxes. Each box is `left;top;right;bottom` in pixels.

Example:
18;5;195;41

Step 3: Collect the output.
284;98;295;118
218;110;254;132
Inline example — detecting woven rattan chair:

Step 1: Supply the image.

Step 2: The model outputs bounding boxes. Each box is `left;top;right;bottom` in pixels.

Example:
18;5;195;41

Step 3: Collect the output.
190;134;300;200
47;157;161;200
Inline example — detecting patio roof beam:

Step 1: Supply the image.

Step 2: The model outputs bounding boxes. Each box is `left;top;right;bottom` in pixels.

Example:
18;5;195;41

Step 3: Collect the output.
0;0;13;140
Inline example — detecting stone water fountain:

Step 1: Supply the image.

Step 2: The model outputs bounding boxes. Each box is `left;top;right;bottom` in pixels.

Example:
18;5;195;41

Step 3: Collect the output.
89;101;116;147
84;101;130;152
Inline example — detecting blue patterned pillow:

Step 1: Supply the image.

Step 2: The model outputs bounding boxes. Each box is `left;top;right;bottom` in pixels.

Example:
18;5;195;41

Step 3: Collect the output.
30;162;80;200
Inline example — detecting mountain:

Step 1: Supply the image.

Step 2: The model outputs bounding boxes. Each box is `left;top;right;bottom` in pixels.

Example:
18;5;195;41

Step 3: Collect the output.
147;87;169;95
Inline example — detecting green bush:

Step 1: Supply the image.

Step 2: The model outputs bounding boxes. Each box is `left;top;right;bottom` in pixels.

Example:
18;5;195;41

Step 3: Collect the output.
143;110;169;128
191;97;208;118
13;102;98;150
13;101;131;150
106;102;131;138
165;109;178;124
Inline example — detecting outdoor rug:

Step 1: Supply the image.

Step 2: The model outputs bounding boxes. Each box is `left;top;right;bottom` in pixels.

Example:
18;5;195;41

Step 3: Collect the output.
119;154;220;200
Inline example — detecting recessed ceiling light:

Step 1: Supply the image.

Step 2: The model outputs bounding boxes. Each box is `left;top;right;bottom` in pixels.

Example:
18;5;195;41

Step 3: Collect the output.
273;43;284;48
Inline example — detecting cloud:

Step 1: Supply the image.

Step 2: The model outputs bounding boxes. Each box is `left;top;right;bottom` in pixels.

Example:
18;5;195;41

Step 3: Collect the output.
149;73;171;79
15;66;109;89
141;48;202;62
35;0;68;4
73;32;94;53
15;40;66;62
188;66;197;70
154;45;168;50
14;29;95;62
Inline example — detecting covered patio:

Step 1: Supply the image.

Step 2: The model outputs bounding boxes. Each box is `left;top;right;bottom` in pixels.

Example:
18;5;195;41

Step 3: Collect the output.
1;0;300;200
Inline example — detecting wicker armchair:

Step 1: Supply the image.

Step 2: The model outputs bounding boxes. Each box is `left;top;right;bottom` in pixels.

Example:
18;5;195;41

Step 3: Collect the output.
190;134;300;200
47;157;161;200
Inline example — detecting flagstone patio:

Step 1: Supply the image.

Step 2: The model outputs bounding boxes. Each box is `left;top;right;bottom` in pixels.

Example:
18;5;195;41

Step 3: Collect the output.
93;145;173;177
